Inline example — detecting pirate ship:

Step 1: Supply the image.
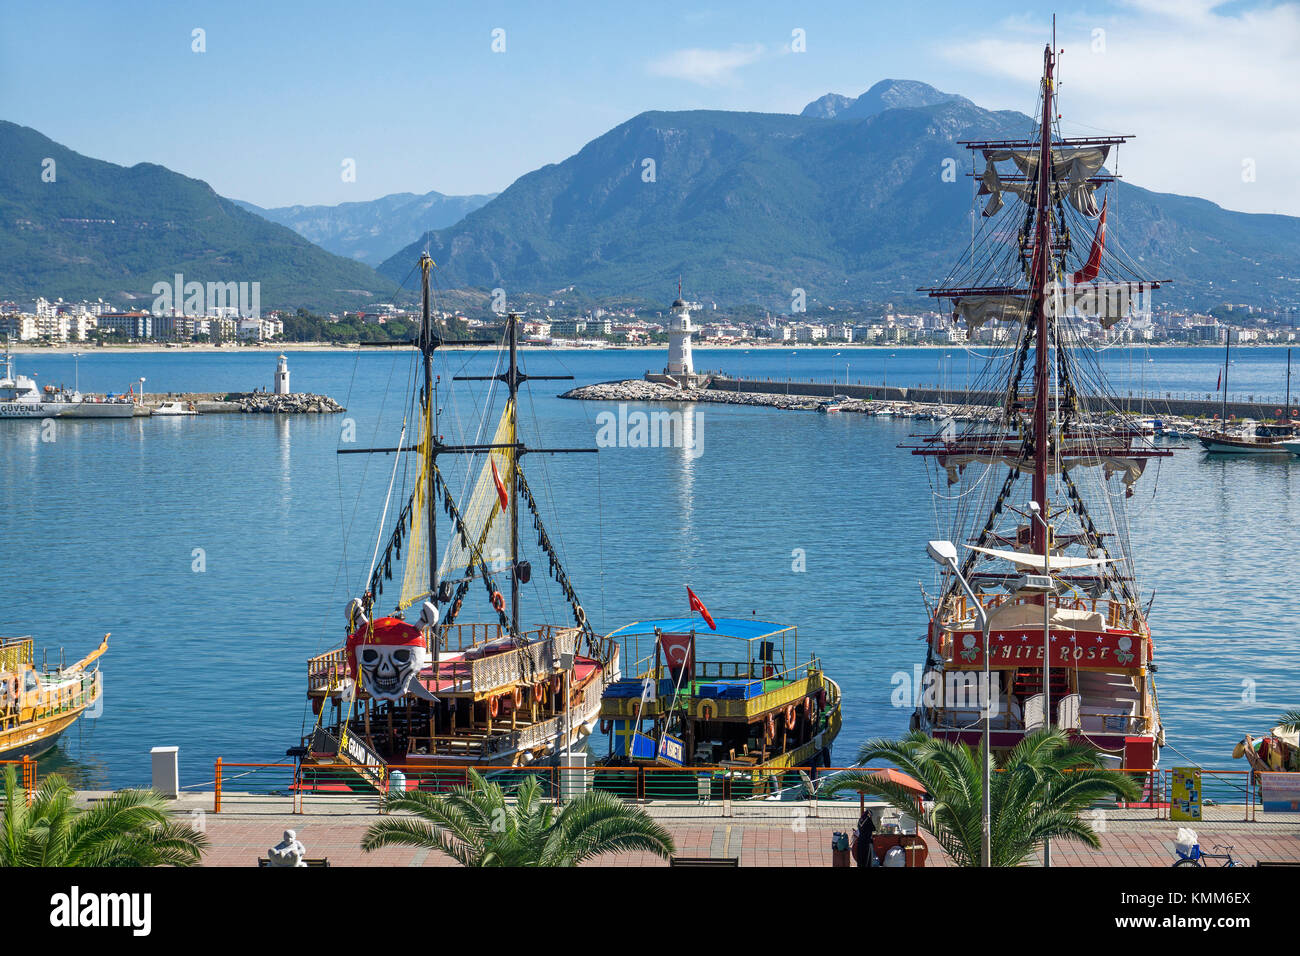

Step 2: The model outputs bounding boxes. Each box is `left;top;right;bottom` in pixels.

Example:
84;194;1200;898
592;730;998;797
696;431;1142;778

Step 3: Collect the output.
904;38;1170;774
596;597;842;796
0;633;107;759
301;256;618;780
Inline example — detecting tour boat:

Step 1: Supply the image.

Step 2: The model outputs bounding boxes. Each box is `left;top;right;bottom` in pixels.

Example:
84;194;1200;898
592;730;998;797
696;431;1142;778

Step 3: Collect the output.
0;346;134;419
596;614;841;797
298;255;618;783
0;633;107;759
904;38;1170;777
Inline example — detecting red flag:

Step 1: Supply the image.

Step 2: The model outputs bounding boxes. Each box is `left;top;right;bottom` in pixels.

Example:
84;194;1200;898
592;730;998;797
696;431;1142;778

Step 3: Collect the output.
686;586;716;630
490;458;509;511
1072;196;1108;284
658;631;694;673
1216;369;1222;392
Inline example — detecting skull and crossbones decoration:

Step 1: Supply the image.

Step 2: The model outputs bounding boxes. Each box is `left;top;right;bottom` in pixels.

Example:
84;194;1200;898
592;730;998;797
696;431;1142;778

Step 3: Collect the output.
346;616;437;702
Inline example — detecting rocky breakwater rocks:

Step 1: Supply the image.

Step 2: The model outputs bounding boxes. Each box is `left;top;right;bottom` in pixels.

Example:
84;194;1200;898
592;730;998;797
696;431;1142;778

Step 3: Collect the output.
231;393;346;414
562;379;836;411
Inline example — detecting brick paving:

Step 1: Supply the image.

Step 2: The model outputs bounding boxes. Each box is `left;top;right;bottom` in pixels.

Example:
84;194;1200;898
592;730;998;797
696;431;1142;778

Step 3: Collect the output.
106;790;1300;868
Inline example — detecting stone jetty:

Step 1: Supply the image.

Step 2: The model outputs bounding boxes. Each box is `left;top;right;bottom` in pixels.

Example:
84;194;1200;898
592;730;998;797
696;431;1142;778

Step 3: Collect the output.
561;379;836;412
130;392;346;415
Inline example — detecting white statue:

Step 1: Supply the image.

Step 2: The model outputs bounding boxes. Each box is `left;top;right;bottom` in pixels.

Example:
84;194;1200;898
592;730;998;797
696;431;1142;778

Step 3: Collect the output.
267;829;307;867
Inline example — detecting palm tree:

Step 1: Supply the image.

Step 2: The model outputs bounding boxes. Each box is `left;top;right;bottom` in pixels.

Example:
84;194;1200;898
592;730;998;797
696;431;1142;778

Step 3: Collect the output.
821;729;1141;867
1277;710;1300;734
0;765;208;867
362;769;675;866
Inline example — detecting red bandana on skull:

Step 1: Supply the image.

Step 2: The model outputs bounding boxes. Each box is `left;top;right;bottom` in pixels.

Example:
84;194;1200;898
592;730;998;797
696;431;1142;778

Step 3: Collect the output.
346;617;427;701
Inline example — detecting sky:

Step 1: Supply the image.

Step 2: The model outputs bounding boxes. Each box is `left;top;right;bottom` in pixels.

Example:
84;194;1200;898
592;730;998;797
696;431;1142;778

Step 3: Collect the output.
2;0;1297;216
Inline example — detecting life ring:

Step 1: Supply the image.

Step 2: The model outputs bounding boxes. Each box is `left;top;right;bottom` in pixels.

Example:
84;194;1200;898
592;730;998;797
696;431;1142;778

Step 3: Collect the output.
765;713;776;741
805;695;818;719
574;605;586;625
785;703;797;727
490;591;506;613
699;697;716;721
551;673;562;693
488;695;500;718
534;681;547;702
512;687;523;709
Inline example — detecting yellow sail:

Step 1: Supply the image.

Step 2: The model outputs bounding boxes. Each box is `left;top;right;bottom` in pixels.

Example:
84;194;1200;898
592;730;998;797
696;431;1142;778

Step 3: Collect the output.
436;398;516;586
396;413;432;611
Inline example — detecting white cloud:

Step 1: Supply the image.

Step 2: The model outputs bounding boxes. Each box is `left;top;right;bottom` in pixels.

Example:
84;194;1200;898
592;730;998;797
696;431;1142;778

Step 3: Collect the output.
647;44;766;87
937;2;1300;216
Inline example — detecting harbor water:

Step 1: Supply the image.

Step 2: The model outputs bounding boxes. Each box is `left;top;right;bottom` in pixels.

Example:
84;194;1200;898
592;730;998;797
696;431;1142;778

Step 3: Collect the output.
2;346;1296;786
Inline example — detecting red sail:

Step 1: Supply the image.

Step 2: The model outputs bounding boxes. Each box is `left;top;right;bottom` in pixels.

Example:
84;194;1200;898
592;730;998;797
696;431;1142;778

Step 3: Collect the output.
490;458;509;510
1073;196;1108;283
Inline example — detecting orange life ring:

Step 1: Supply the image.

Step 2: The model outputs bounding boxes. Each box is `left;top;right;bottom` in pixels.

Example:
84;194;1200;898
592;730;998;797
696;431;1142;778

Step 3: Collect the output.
490;591;506;613
534;681;546;702
551;673;562;693
512;687;523;708
785;703;797;727
765;713;776;741
488;695;500;718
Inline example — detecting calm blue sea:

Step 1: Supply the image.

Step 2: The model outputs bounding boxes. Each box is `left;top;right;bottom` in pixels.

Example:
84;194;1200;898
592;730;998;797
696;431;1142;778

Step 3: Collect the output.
2;345;1297;787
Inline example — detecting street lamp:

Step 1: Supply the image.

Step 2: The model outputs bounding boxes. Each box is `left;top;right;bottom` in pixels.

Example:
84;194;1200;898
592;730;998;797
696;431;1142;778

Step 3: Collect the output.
927;539;991;868
138;377;146;407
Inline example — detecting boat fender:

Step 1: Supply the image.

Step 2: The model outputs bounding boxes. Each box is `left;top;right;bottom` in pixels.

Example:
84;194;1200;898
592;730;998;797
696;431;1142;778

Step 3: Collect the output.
816;689;827;710
488;695;500;718
578;721;594;737
490;591;506;613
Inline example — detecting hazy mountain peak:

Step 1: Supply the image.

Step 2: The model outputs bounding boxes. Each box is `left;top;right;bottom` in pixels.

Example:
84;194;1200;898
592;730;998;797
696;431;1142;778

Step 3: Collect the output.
801;78;972;121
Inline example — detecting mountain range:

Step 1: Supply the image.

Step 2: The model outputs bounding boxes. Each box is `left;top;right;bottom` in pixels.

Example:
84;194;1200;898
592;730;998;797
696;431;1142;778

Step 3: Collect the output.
234;190;496;267
377;80;1300;312
5;78;1300;317
0;121;396;312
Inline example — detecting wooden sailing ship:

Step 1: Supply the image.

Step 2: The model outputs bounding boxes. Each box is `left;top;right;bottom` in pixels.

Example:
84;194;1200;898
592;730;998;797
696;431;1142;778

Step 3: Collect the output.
0;633;107;759
596;612;841;796
300;256;618;781
905;38;1170;775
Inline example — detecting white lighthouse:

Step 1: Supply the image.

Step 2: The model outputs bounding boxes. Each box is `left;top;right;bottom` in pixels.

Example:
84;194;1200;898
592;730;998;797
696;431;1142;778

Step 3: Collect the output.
666;281;695;384
274;354;290;395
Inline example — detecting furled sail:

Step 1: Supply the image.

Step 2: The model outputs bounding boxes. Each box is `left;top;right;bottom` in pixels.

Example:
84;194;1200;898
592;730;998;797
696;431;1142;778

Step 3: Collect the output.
436;398;516;585
979;145;1110;218
395;413;432;611
952;281;1137;335
936;452;1148;488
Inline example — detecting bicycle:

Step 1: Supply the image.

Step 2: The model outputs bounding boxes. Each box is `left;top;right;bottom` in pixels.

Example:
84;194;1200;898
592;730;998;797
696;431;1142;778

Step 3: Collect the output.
1174;842;1240;867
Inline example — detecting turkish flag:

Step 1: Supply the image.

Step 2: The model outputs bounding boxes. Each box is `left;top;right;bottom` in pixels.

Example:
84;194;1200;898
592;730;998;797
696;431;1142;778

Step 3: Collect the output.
1072;196;1108;284
658;631;694;674
490;458;509;511
686;586;716;630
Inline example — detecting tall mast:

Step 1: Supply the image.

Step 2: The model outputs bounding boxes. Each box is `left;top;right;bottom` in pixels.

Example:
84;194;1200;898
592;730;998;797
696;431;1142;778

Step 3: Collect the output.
1030;43;1055;556
507;313;521;633
420;254;438;602
1222;330;1230;423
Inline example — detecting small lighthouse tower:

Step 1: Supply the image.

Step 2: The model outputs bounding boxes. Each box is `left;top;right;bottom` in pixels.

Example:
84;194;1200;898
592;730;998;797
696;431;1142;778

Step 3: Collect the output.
274;354;290;395
666;279;695;385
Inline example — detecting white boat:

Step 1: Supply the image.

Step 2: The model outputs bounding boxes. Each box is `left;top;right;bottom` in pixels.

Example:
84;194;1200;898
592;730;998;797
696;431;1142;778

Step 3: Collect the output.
1282;440;1300;457
0;348;134;419
152;401;198;416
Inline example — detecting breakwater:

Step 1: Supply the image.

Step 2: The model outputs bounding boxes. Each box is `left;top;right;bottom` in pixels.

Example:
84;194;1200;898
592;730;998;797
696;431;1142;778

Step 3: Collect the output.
565;375;1295;421
96;392;347;415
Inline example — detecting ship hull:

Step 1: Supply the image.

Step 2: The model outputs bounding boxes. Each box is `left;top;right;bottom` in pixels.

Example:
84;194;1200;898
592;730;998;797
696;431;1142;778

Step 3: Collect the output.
0;402;135;419
1198;435;1291;454
0;709;84;760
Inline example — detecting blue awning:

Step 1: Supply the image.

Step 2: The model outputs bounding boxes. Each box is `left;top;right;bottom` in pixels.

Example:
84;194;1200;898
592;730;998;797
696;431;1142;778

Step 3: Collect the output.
604;617;793;643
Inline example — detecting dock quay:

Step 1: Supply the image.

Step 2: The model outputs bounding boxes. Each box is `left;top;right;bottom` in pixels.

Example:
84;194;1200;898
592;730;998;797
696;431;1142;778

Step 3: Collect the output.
564;375;1298;421
50;783;1300;867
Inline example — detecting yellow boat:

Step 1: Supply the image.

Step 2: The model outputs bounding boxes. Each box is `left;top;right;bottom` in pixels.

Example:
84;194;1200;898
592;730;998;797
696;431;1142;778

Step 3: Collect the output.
0;634;107;760
596;617;842;798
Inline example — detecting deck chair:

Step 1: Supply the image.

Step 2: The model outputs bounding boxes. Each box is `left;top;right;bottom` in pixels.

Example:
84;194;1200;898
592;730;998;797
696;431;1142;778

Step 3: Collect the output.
1023;693;1045;732
1056;693;1081;730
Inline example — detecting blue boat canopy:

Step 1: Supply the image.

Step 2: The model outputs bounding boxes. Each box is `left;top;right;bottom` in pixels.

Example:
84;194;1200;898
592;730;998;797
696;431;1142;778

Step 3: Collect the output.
604;617;793;643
